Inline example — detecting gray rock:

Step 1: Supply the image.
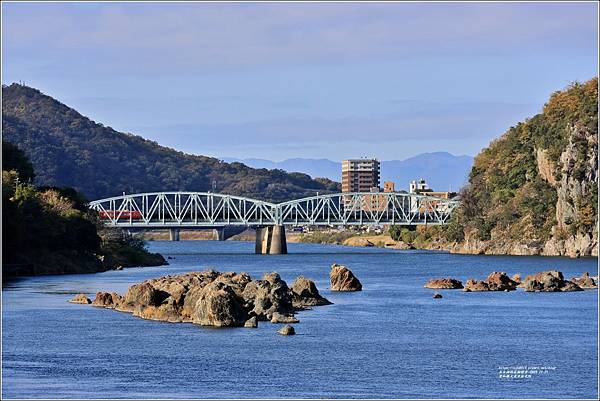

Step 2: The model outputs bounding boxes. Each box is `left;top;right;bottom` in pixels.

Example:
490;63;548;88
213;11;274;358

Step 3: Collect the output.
192;281;246;327
69;293;91;304
242;272;295;320
570;272;597;289
291;276;332;307
278;324;295;335
522;270;583;292
270;312;299;324
124;282;169;307
244;316;258;328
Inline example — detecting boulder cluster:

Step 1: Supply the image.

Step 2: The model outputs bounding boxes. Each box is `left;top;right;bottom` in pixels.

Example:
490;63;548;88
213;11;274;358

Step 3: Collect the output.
464;272;519;292
424;271;597;293
81;269;332;328
519;270;592;292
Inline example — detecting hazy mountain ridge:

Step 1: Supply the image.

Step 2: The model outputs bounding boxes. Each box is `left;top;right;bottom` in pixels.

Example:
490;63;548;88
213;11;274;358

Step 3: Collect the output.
1;84;340;203
224;153;473;191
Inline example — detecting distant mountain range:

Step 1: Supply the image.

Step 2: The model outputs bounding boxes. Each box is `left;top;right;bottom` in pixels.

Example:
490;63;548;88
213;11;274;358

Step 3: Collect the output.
223;152;474;192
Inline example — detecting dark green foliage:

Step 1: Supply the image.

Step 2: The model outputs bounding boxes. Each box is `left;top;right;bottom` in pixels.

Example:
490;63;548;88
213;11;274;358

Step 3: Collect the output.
389;226;418;243
438;214;465;242
2;84;340;203
2;140;35;182
2;174;102;274
2;151;166;276
97;228;165;268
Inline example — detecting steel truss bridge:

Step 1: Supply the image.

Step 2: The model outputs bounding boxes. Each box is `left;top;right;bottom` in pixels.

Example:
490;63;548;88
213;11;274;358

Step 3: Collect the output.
89;191;459;228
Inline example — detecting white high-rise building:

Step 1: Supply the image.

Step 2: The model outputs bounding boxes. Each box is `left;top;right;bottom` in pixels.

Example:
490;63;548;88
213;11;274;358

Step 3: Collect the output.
409;178;430;194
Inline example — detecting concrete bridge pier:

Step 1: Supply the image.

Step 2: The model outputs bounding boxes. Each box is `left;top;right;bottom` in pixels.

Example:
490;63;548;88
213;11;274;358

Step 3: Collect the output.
212;228;225;241
169;228;180;241
255;225;287;254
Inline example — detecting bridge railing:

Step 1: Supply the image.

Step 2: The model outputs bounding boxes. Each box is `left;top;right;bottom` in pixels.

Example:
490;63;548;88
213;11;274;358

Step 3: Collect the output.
89;191;459;227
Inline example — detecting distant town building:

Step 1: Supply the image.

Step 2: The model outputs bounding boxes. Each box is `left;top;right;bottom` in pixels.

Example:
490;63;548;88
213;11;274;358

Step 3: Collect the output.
408;178;458;214
426;191;457;199
341;158;380;193
363;181;399;212
409;178;431;194
383;181;395;193
363;186;386;212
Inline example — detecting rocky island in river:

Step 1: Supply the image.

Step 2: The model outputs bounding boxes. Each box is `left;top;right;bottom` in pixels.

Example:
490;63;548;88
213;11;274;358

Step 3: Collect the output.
77;269;334;328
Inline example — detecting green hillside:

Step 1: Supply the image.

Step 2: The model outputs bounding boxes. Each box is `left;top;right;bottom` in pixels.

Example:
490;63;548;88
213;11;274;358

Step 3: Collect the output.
1;84;339;203
442;77;598;257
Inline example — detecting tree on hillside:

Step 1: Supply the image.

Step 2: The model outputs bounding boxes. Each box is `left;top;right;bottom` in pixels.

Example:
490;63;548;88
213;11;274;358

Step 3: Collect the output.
2;140;35;182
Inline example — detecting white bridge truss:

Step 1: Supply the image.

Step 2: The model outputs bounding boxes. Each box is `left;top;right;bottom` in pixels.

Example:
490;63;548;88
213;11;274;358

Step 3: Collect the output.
89;191;459;228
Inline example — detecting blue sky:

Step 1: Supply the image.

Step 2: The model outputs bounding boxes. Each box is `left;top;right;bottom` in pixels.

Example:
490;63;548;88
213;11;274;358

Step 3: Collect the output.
2;1;598;161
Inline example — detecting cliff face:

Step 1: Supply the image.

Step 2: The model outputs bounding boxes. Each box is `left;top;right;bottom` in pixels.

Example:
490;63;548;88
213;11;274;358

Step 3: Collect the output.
541;122;598;257
447;78;598;258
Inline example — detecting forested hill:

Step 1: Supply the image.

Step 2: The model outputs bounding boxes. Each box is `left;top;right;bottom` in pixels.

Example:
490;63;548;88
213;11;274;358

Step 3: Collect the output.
442;77;598;257
1;84;339;203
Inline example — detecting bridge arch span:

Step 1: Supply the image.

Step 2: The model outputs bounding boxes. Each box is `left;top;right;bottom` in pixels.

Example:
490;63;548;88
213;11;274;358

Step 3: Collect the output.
88;191;277;228
89;191;458;228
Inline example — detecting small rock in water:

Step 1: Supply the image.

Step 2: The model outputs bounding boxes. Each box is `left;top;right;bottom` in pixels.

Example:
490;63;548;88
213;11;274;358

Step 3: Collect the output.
92;292;122;308
463;272;518;292
560;281;584;292
291;275;332;307
570;272;597;289
330;263;362;291
244;316;258;328
270;312;299;324
69;293;91;304
278;325;295;335
424;278;463;289
432;293;443;299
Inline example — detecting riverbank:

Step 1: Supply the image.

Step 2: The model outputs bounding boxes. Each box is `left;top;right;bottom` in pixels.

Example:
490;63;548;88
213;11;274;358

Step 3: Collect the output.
136;227;597;258
296;229;598;258
3;241;167;277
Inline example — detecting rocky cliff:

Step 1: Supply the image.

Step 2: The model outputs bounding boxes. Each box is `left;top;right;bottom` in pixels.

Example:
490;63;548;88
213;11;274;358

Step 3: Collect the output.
445;78;598;258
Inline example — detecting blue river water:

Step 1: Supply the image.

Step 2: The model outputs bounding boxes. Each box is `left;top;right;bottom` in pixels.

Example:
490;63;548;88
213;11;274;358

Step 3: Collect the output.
2;241;598;399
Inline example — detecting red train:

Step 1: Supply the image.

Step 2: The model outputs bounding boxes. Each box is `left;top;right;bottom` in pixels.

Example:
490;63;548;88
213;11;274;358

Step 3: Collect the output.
98;210;143;220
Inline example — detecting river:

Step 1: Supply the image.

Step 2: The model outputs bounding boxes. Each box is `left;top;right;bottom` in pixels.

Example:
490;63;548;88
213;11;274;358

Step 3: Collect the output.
2;241;598;399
